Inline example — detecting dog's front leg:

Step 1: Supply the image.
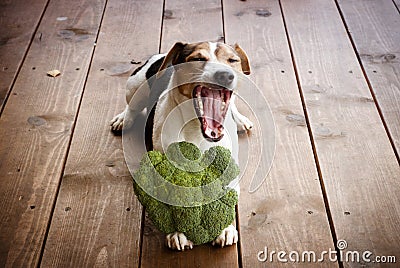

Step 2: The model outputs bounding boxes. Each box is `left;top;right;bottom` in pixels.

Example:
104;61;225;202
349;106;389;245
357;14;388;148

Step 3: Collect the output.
109;105;137;131
230;97;253;132
110;78;151;131
165;232;193;251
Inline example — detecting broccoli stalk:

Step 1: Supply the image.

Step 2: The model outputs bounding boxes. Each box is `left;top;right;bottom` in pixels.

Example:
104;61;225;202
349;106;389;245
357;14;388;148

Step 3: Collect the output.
132;141;239;245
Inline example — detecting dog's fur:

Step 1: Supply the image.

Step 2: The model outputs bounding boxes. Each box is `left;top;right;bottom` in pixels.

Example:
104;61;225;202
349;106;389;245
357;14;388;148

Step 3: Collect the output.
110;41;253;251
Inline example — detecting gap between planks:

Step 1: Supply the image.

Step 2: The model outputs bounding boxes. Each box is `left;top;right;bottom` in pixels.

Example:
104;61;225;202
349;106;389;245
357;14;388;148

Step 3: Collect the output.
0;0;50;115
333;0;399;163
39;0;164;266
278;0;341;258
37;0;110;264
0;0;109;266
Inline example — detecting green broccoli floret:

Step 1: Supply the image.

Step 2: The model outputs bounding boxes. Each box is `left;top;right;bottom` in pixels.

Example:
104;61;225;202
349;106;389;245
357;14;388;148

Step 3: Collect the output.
132;142;239;245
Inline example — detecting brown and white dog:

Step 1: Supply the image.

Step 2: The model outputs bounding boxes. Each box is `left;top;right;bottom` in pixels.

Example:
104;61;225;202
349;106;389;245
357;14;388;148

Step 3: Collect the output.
110;41;253;250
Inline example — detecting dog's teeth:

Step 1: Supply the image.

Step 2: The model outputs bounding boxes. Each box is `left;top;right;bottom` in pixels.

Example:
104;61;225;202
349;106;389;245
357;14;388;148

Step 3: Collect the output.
198;98;204;115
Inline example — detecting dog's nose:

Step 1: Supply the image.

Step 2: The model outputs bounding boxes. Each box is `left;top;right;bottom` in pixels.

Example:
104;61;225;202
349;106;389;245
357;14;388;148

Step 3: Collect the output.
214;70;235;86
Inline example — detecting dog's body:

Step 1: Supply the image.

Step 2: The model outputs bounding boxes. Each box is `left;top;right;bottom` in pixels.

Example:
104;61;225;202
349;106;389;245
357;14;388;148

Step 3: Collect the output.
110;41;253;250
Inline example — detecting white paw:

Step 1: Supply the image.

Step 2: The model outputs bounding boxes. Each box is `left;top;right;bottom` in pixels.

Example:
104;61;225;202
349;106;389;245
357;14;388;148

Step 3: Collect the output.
242;117;254;131
236;116;253;133
212;225;238;248
109;111;125;131
165;232;194;251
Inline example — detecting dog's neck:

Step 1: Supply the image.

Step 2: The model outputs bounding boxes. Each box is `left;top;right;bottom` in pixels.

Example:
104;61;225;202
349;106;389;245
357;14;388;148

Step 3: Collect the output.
152;81;200;152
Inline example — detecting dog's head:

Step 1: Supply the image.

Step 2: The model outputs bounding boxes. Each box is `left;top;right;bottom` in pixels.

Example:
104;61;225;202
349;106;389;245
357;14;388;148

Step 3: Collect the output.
157;41;251;142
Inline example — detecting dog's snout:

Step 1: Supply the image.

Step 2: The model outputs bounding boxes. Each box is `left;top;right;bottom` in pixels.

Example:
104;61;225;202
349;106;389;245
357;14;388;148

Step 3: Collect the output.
214;70;234;86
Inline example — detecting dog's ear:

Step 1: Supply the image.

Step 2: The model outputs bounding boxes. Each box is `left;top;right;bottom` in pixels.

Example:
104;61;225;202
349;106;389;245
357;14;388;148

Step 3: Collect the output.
234;44;251;75
157;42;186;77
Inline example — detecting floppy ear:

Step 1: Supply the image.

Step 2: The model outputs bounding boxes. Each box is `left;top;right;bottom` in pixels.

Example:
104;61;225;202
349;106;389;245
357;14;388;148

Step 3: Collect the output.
234;44;251;75
157;42;186;77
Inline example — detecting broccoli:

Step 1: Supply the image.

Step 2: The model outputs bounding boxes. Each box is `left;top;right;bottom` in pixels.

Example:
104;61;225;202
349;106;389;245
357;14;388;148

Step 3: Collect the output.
132;141;239;245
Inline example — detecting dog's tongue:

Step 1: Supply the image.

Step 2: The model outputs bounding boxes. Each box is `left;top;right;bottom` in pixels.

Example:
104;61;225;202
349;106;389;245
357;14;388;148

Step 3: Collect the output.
203;89;224;138
195;85;231;141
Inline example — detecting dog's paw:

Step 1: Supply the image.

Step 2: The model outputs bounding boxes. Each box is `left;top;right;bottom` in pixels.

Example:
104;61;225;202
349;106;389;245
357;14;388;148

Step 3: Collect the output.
109;112;125;131
165;232;194;251
212;224;238;248
235;115;253;133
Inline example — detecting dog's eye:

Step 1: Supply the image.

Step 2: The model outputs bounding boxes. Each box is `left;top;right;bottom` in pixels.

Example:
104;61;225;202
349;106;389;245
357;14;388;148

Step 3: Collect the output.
228;58;239;63
190;57;207;62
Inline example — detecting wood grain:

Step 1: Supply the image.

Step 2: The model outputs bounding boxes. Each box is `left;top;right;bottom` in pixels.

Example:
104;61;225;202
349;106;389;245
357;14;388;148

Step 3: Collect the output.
140;0;239;267
223;0;337;267
281;0;400;265
160;0;224;52
337;0;400;158
40;0;164;267
0;0;48;112
0;0;106;266
2;0;399;267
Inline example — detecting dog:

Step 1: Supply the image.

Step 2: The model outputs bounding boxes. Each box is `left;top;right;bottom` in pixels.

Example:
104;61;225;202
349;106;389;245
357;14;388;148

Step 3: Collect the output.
110;41;253;251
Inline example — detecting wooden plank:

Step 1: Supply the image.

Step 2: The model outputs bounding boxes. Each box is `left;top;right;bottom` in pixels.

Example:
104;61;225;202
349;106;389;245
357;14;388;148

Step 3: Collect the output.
40;0;164;267
0;0;48;112
223;0;337;267
140;0;240;267
281;0;400;264
160;0;224;52
337;0;400;159
0;0;106;266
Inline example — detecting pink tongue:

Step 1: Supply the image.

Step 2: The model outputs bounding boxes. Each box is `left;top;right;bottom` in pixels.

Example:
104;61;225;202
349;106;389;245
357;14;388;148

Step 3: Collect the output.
202;88;224;136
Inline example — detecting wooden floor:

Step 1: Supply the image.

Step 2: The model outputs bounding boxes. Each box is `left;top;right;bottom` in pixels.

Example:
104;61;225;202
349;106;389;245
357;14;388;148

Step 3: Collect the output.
1;0;399;267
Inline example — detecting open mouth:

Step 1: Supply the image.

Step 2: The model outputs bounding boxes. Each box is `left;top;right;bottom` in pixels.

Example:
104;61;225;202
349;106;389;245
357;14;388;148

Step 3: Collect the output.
192;85;233;142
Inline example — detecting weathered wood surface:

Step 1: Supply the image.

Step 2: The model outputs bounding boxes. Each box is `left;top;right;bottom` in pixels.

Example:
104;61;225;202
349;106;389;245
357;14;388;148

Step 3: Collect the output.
223;0;337;267
0;0;106;266
0;0;49;112
281;0;400;266
0;0;399;267
40;0;164;267
160;0;224;52
337;0;400;159
0;1;104;267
